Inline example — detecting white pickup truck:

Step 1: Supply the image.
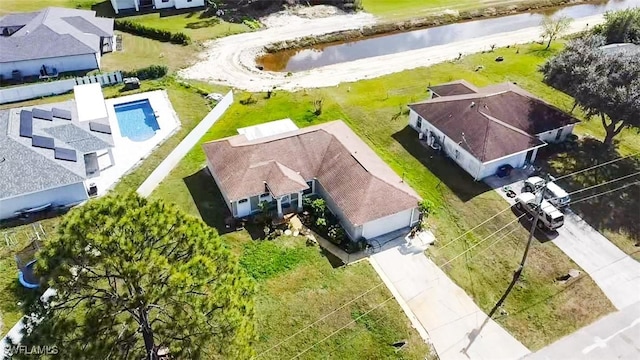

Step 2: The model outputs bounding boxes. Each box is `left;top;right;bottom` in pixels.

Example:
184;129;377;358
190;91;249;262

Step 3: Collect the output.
514;192;565;231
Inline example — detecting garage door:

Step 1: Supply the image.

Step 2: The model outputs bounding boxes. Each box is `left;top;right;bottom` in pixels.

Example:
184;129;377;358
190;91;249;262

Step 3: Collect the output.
362;208;412;239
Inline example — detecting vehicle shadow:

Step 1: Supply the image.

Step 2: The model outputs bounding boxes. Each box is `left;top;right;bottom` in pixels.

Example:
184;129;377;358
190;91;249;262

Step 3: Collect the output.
392;125;492;202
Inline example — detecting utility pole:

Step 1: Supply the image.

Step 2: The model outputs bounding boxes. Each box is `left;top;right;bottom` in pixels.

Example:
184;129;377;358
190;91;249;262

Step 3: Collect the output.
463;174;549;354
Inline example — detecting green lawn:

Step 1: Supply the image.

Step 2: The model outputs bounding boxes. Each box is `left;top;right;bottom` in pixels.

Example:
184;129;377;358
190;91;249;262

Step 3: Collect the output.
362;0;479;19
222;233;431;359
0;1;249;43
122;11;250;42
102;32;200;72
150;42;620;351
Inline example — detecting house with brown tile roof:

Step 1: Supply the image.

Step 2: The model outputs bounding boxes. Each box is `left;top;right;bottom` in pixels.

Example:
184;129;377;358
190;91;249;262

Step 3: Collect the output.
408;81;580;180
203;120;422;241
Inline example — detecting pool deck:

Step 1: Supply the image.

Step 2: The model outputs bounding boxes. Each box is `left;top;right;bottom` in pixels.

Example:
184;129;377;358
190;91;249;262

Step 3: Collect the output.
89;90;180;196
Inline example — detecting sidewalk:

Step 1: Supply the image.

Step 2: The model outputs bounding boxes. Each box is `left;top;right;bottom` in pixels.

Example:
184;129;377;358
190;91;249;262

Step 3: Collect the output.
370;237;530;360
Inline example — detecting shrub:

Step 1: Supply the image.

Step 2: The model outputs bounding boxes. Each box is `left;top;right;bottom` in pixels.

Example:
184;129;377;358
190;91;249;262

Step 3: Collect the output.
115;20;191;45
122;65;168;80
315;217;327;231
327;224;346;245
418;199;435;219
239;94;257;105
309;198;327;218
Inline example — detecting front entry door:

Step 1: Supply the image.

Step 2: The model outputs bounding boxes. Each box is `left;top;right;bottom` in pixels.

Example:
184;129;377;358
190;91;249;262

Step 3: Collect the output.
281;194;291;207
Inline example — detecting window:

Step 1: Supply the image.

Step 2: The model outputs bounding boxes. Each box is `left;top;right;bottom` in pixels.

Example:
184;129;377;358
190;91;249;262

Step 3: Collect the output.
303;180;314;195
238;199;248;204
260;193;270;199
416;116;423;130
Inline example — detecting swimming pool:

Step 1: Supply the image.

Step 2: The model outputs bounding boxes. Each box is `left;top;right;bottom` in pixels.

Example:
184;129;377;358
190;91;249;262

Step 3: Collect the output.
113;99;160;142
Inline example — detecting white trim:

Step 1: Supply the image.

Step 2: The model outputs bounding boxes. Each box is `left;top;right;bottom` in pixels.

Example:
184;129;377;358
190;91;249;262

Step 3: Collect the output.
481;143;547;166
0;180;87;202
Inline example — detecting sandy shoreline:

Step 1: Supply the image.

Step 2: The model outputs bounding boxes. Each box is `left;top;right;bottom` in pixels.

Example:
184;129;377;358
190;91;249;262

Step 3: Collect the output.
179;7;604;92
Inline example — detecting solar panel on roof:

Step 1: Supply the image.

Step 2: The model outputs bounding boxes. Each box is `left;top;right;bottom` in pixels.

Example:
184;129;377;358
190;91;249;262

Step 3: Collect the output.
32;135;55;150
32;108;53;121
54;147;77;162
89;122;112;134
52;108;72;120
19;110;33;138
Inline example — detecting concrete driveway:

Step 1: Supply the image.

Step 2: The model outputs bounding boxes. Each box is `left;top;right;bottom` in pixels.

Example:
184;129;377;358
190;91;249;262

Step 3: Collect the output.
526;301;640;360
484;174;640;310
370;237;530;360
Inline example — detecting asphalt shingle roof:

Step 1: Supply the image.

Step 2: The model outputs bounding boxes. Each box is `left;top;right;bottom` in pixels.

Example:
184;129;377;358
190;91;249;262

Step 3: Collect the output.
44;123;112;153
0;7;113;63
203;121;421;226
409;82;580;162
0;100;113;199
0;111;84;199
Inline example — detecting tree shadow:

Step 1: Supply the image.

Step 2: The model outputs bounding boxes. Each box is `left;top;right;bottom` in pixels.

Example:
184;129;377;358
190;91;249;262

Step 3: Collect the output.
183;167;234;236
391;126;492;202
185;18;221;29
538;138;640;244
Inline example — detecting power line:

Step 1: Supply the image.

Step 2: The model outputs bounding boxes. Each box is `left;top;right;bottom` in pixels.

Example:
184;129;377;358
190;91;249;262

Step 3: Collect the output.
289;297;395;360
462;177;637;352
440;155;639;250
561;171;640;197
553;152;640;181
254;282;385;358
257;171;639;358
568;181;639;203
439;214;526;268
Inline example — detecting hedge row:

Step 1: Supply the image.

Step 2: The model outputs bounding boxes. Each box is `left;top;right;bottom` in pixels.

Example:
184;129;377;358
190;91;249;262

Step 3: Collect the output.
122;65;168;80
115;20;190;45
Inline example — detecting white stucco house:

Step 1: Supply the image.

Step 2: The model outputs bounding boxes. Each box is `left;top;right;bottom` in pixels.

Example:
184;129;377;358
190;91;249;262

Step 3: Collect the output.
203;120;422;241
0;85;114;220
408;81;579;180
0;7;114;81
110;0;205;14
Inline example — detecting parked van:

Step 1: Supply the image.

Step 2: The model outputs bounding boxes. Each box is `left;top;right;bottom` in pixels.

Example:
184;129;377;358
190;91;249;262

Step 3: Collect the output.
523;176;571;209
514;192;565;230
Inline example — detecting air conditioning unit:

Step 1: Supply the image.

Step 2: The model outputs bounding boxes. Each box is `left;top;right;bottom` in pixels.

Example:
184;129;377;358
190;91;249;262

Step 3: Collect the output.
418;132;424;140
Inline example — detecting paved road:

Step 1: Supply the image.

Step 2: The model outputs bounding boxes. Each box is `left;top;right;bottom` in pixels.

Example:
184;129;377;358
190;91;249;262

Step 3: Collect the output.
485;174;640;310
527;301;640;360
370;237;530;360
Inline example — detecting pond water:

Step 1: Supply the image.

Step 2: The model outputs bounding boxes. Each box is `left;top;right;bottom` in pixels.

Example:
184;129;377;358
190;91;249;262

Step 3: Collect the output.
258;0;640;72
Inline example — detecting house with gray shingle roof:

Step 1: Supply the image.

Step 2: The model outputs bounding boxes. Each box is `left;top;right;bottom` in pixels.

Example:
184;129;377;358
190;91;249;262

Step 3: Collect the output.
203;120;422;241
0;99;114;220
0;7;114;81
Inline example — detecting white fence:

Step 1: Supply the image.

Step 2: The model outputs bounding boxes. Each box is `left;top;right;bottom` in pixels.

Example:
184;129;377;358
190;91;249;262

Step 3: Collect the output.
0;71;123;104
137;90;235;197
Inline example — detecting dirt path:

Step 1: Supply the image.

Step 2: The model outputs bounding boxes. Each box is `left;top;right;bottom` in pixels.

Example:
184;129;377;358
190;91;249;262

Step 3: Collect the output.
179;7;604;92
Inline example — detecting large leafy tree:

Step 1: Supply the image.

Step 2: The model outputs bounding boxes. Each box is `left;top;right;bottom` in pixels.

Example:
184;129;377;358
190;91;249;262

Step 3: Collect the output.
593;8;640;44
540;35;640;146
13;194;255;359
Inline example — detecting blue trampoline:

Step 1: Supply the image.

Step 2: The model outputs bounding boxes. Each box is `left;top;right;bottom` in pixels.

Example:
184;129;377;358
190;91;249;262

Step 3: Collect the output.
18;260;39;289
16;239;42;289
